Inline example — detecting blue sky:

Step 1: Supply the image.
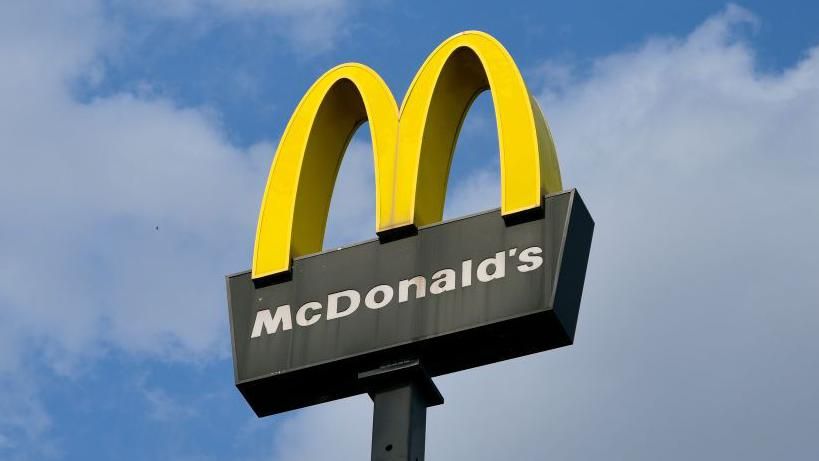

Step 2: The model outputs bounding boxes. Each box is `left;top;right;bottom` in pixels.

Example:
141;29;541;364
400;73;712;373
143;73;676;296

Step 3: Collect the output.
1;1;818;459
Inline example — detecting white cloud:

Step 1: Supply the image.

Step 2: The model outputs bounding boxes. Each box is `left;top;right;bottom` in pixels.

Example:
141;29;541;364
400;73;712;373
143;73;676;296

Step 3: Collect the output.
139;377;199;422
272;396;371;461
0;0;275;449
325;138;378;249
272;5;819;460
443;168;499;219
0;374;52;455
0;0;376;450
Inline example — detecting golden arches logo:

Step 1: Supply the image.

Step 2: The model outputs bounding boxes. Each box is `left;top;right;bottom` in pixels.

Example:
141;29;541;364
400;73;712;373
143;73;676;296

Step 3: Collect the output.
253;31;562;280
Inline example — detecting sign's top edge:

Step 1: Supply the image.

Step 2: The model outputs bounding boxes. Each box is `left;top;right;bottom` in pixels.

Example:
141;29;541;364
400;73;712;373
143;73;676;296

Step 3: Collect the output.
226;189;576;279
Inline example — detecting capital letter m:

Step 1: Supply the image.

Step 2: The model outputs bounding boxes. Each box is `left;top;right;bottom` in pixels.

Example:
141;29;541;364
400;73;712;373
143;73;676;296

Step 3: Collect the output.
252;31;563;282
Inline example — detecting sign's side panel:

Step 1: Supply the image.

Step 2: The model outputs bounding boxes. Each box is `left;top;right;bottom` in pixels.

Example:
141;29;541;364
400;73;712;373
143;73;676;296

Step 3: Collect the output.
227;274;260;386
225;275;242;384
550;191;595;340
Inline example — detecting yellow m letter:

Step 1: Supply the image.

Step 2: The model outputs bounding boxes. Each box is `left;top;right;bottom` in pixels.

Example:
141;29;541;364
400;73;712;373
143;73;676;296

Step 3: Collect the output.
253;31;562;280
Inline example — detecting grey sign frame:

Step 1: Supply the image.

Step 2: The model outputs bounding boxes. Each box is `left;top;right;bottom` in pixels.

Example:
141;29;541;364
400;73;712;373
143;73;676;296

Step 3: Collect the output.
226;189;593;417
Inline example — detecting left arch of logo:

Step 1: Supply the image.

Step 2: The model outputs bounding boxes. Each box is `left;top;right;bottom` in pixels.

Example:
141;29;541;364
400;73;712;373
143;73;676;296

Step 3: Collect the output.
252;31;562;281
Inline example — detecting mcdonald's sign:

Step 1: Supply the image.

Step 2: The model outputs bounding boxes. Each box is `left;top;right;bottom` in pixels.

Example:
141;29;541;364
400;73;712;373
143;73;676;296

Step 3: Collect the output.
227;31;593;417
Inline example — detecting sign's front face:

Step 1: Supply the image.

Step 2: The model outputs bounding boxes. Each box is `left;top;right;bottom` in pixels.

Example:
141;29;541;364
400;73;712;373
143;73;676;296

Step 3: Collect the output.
227;191;592;416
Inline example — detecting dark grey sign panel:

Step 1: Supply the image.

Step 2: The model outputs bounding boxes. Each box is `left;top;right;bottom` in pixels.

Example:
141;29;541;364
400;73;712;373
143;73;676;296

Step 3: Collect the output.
226;189;593;416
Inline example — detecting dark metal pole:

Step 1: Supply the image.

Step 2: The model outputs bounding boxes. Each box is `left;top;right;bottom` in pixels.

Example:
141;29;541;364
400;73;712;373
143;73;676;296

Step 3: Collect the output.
359;360;443;461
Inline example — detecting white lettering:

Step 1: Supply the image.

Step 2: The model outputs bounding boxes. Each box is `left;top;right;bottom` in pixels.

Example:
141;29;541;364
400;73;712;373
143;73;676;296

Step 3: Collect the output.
251;305;292;338
296;301;322;326
517;246;543;272
398;276;426;303
477;251;506;282
326;289;361;320
249;244;548;336
430;269;456;294
365;285;394;309
461;259;472;287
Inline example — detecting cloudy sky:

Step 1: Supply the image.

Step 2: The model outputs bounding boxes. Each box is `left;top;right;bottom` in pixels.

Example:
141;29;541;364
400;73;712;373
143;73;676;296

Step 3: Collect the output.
1;0;818;459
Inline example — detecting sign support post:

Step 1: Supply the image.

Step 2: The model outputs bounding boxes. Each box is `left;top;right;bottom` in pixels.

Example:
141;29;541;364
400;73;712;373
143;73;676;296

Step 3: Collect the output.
359;360;443;461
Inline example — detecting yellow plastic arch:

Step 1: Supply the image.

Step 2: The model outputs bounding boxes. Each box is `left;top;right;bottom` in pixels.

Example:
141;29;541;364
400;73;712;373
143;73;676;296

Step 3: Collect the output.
252;64;398;279
252;31;562;280
392;30;562;228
